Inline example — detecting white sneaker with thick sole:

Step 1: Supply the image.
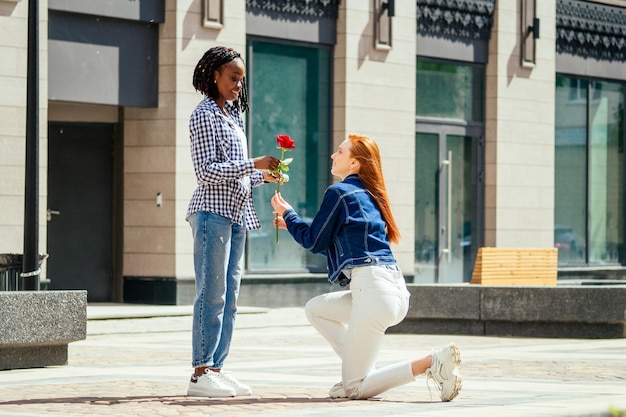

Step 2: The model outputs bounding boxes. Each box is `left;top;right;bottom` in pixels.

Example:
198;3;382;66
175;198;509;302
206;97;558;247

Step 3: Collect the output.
214;371;252;396
426;342;462;402
329;381;348;398
187;369;236;397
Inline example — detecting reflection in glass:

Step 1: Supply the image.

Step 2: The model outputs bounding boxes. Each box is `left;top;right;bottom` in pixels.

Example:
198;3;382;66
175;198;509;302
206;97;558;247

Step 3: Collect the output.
555;76;588;265
447;135;473;282
555;75;624;265
588;80;623;264
416;60;484;122
414;133;439;283
247;40;331;273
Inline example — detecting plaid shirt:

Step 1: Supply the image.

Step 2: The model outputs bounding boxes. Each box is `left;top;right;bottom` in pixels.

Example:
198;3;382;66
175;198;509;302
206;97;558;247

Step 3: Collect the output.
186;97;264;230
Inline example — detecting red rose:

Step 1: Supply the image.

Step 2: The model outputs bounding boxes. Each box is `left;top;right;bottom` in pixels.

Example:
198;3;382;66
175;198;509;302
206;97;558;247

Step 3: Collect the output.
276;134;295;149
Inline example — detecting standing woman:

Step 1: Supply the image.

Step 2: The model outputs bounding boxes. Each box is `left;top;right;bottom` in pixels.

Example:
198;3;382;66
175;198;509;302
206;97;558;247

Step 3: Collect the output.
271;134;462;401
186;46;280;398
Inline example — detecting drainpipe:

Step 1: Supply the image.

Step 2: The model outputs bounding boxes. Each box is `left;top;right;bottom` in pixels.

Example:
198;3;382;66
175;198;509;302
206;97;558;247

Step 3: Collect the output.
22;0;40;291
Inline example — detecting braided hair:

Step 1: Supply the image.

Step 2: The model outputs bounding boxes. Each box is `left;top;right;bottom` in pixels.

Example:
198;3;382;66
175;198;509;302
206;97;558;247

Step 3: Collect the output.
193;46;249;112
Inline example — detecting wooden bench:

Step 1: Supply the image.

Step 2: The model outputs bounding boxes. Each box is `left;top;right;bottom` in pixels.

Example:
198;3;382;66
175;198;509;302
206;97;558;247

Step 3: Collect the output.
470;247;558;286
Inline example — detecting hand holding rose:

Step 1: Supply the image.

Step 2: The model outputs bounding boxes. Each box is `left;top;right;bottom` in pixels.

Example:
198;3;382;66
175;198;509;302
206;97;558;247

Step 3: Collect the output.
253;155;280;171
271;192;293;217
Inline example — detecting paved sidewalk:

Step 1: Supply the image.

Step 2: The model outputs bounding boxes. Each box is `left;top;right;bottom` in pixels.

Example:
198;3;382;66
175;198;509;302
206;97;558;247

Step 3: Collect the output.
1;304;625;417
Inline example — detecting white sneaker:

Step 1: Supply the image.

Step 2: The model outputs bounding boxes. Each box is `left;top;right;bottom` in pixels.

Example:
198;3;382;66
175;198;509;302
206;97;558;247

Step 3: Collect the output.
426;342;462;402
214;371;252;396
329;381;347;398
187;369;236;397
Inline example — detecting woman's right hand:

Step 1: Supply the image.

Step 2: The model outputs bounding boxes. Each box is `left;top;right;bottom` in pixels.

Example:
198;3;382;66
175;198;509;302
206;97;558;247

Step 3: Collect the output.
253;155;280;171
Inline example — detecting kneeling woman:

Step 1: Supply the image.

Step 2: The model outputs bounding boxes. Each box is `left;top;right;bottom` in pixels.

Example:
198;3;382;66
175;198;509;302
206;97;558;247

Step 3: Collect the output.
271;133;462;401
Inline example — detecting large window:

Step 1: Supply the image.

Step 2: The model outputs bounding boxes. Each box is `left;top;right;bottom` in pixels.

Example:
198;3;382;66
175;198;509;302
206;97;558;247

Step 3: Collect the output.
246;39;331;273
416;59;484;121
555;75;624;266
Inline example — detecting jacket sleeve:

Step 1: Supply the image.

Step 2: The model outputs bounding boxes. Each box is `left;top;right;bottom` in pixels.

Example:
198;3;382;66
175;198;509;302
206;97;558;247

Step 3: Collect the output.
282;187;347;254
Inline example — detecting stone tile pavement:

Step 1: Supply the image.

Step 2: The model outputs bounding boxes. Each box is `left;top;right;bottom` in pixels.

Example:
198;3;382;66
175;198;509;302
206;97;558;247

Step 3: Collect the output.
0;304;625;417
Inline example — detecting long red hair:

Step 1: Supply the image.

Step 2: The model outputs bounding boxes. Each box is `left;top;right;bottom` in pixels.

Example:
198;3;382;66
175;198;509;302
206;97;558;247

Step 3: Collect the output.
348;134;400;244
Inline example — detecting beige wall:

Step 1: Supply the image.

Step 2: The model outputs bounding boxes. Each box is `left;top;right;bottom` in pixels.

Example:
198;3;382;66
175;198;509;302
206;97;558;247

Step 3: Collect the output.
484;0;556;248
335;0;417;273
0;0;48;261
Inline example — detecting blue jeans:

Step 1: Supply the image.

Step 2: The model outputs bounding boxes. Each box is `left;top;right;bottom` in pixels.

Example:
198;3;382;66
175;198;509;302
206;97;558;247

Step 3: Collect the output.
189;211;246;369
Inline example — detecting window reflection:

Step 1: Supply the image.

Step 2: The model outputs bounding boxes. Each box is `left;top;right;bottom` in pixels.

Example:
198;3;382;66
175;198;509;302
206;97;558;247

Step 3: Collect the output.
555;75;624;266
247;40;331;273
416;60;484;121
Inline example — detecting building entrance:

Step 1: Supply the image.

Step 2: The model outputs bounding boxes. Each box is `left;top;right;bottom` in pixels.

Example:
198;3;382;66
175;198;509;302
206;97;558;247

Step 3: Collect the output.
414;122;484;283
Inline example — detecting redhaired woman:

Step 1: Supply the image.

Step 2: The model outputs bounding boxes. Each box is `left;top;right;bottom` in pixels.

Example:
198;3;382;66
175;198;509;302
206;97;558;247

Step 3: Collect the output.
271;134;462;401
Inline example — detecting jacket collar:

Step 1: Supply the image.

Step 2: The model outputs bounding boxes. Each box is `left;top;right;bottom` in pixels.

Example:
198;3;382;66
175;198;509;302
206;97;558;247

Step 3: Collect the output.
343;174;362;184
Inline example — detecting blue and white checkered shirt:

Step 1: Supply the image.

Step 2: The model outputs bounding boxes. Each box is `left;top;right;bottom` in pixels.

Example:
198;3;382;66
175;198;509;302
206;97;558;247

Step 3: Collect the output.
186;97;264;230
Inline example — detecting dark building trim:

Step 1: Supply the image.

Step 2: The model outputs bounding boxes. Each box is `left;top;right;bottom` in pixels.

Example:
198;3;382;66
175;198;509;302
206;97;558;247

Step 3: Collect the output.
245;0;340;45
48;10;159;107
246;0;340;20
48;0;165;23
415;0;495;63
416;0;495;41
557;0;626;63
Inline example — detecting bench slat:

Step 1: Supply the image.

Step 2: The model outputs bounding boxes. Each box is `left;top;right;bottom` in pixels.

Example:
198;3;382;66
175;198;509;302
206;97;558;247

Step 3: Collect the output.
471;247;558;286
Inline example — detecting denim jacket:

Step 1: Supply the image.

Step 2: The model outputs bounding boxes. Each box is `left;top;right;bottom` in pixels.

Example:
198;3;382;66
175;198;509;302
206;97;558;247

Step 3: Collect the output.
282;174;397;286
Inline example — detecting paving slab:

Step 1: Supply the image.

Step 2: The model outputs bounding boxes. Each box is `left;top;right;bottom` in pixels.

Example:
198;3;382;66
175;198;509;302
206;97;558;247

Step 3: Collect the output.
0;305;625;417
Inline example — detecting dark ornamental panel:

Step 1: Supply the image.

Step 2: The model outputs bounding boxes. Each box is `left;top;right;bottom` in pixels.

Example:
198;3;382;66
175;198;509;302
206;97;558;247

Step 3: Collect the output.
557;0;626;62
416;0;495;40
246;0;341;19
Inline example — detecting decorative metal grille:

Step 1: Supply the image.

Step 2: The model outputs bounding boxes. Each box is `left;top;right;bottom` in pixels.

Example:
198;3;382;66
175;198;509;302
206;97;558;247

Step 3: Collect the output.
246;0;341;19
557;0;626;62
416;0;495;40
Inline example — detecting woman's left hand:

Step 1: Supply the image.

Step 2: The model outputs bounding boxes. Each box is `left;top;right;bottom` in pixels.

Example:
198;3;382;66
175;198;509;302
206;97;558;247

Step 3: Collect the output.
271;192;293;217
263;170;279;183
273;215;287;230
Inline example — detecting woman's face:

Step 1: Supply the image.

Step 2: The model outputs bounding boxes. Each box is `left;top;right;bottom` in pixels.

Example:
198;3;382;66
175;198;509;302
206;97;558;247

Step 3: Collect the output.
331;139;358;179
214;58;245;102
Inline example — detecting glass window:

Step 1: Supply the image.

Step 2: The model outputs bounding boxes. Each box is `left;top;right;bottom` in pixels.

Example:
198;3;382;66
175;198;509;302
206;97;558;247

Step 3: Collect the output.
247;39;331;273
555;75;624;266
416;60;484;122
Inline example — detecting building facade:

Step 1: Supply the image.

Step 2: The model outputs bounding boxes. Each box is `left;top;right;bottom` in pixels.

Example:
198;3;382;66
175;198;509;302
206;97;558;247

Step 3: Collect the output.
1;0;624;303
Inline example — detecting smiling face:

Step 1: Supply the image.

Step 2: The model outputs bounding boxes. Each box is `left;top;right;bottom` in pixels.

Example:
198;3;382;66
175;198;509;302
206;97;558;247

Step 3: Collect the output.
214;58;245;105
331;139;360;179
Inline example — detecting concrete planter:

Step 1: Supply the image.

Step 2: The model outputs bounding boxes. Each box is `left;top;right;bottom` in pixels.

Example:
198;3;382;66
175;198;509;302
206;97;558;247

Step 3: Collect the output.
390;284;626;338
0;290;87;370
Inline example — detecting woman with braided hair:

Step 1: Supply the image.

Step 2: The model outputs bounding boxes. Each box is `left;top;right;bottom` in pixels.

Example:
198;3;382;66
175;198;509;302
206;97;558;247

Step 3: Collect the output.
186;46;280;398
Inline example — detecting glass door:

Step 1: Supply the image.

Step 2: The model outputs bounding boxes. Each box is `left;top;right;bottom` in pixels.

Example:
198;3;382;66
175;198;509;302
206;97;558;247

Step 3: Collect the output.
414;125;483;283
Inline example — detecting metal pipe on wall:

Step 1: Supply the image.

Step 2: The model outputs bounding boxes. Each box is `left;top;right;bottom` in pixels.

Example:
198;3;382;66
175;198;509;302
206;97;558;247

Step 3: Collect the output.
23;0;40;291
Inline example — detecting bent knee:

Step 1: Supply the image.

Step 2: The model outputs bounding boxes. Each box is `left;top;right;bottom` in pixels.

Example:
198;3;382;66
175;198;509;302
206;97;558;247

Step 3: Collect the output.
304;295;324;318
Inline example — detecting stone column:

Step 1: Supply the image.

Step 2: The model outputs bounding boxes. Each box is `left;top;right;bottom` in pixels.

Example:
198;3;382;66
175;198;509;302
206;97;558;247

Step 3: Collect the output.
484;1;556;248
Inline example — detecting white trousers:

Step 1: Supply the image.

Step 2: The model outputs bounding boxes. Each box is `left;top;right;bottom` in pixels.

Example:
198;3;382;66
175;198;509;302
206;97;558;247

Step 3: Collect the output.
305;265;414;399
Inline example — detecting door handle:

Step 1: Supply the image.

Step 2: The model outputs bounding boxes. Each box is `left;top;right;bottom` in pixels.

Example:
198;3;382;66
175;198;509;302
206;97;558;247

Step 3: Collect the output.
47;209;60;221
442;151;452;263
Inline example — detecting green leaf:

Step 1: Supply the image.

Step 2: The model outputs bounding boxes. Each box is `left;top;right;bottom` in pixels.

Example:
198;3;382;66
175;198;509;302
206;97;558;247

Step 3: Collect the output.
282;158;293;165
